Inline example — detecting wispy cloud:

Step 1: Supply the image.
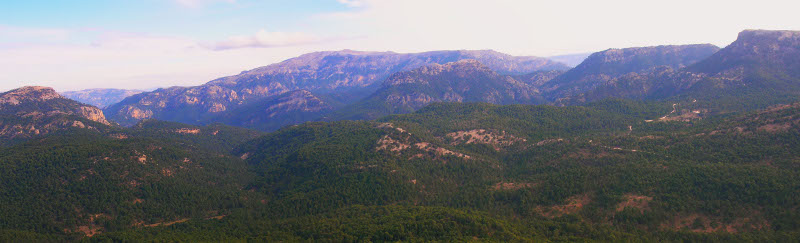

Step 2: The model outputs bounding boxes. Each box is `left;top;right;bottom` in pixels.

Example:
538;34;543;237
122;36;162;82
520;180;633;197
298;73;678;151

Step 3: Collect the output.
0;26;340;91
207;29;328;51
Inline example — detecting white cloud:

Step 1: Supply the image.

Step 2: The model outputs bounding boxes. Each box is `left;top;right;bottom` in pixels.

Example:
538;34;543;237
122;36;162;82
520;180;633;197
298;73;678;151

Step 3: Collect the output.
207;29;327;50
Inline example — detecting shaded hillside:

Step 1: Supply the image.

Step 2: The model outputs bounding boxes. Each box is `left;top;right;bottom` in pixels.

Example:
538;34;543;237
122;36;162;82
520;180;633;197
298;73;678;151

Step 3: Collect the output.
0;121;263;239
562;30;800;112
542;44;720;99
333;60;543;120
224;100;799;241
204;89;337;131
515;70;566;87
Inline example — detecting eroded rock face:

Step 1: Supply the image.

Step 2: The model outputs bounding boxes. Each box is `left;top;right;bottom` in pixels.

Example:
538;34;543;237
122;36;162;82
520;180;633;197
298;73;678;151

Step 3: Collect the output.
77;106;110;125
122;106;153;120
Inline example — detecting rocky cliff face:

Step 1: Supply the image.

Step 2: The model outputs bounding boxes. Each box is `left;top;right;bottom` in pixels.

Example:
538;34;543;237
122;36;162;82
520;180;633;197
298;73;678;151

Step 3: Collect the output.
333;60;543;120
542;44;720;99
61;88;144;108
0;86;111;141
105;50;567;126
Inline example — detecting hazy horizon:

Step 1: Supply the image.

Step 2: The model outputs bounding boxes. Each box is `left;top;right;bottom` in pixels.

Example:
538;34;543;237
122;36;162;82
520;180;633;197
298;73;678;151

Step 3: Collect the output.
2;0;799;92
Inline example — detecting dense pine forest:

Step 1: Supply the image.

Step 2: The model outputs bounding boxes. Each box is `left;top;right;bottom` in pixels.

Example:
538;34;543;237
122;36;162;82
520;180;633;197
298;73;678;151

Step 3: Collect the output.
1;97;799;241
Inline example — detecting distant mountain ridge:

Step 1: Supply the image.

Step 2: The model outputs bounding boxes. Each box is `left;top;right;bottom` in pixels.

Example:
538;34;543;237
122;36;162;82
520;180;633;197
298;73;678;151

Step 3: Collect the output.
542;44;720;99
560;30;800;110
548;53;592;67
62;88;144;108
105;49;568;127
97;29;800;130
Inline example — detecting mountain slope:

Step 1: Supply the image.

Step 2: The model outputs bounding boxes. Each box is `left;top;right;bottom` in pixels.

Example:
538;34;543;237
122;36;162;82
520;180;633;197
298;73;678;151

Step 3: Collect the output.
204;89;336;131
542;44;720;99
562;30;800;111
62;88;144;108
228;100;799;240
0;86;111;144
105;50;567;126
333;60;543;120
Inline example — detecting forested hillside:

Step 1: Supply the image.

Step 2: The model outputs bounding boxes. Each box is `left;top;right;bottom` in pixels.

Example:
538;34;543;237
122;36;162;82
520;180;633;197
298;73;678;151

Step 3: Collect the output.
4;97;797;241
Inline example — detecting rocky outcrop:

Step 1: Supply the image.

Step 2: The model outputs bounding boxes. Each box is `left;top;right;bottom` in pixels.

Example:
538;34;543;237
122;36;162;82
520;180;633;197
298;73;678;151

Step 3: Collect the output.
0;86;63;105
77;106;110;125
0;86;111;141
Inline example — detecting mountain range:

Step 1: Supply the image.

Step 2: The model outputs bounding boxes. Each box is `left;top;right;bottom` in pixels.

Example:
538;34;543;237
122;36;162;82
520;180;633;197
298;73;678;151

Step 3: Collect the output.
105;50;568;127
3;29;800;241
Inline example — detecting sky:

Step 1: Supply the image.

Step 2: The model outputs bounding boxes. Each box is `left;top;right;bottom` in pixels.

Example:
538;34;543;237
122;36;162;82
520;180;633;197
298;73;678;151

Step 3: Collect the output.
1;0;799;92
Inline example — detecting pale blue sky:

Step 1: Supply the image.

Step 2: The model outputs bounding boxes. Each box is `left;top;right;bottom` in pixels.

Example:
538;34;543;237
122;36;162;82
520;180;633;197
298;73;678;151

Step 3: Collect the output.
2;0;799;91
